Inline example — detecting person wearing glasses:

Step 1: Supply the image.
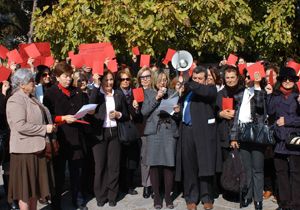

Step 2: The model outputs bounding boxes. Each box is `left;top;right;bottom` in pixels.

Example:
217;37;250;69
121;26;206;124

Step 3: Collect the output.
265;67;300;210
142;71;180;209
116;69;141;195
136;67;154;198
35;65;53;103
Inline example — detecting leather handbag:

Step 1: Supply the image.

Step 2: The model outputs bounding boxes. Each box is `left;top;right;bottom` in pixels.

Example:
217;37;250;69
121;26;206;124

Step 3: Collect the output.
118;120;140;144
286;132;300;149
238;97;275;145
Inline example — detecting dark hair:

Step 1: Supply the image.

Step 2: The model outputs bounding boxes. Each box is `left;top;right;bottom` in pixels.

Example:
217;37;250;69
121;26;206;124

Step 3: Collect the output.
193;65;207;78
100;69;114;84
265;63;279;74
35;65;50;84
53;62;73;77
208;66;222;86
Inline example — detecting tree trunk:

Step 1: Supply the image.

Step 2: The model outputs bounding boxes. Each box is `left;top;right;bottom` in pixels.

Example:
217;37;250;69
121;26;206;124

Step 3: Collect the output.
28;0;38;43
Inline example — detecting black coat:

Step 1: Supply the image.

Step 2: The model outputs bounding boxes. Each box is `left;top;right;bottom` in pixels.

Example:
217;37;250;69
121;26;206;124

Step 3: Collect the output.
87;87;129;141
43;85;88;160
176;81;218;180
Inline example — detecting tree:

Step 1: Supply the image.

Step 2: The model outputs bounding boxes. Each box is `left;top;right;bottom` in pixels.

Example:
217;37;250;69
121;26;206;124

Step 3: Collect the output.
32;0;299;62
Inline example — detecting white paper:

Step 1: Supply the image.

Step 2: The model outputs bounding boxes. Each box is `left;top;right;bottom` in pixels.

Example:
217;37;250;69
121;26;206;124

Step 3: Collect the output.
74;104;98;119
157;96;179;115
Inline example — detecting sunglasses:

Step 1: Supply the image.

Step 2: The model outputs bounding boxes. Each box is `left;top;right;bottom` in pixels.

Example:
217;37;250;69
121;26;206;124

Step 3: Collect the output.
282;77;297;82
140;75;151;80
42;73;50;77
120;78;130;81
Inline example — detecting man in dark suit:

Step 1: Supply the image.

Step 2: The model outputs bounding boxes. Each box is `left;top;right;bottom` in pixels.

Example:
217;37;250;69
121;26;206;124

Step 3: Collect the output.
180;66;217;210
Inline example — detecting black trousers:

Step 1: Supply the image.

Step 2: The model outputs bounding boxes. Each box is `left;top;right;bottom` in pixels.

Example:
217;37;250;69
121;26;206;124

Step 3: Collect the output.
52;155;86;209
93;127;121;203
274;154;300;209
182;124;213;204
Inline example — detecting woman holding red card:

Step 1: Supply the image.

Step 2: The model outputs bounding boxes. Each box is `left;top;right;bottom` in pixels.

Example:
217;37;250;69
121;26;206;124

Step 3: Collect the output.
43;62;89;210
88;69;129;207
116;69;142;195
136;67;154;198
215;65;244;200
230;68;266;210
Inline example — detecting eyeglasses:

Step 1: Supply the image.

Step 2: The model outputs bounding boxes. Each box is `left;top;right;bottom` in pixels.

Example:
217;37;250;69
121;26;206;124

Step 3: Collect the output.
140;75;151;80
120;78;130;81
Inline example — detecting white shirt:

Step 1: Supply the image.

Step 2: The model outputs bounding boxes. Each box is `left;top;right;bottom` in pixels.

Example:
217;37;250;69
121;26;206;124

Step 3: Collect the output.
238;87;254;123
100;88;117;128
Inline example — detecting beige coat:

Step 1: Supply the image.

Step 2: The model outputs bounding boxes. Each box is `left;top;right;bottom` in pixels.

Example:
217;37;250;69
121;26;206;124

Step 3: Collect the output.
6;89;47;153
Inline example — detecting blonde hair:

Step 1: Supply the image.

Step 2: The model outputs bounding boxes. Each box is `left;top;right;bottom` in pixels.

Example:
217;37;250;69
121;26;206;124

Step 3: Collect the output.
136;67;153;88
153;71;169;90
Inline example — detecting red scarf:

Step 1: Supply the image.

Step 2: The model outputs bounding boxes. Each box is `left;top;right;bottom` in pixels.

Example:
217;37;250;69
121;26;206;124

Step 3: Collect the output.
57;83;70;97
280;86;293;99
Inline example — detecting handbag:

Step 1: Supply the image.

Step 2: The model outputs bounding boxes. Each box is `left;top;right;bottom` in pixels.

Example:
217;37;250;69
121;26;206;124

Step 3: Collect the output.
286;132;300;149
221;149;247;193
238;97;275;145
118;120;140;144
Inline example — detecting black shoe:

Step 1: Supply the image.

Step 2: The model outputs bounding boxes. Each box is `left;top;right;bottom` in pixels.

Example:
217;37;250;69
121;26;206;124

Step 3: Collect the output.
128;188;138;195
143;186;151;198
109;200;117;207
97;200;107;207
241;198;252;207
254;201;262;210
10;200;19;210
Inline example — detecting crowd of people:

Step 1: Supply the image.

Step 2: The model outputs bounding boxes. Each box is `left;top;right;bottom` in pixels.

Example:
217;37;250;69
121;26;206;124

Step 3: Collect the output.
0;54;300;210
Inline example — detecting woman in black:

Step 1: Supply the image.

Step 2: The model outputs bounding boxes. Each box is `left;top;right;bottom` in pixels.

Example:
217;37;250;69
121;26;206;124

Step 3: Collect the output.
116;69;141;195
43;62;89;210
88;69;128;207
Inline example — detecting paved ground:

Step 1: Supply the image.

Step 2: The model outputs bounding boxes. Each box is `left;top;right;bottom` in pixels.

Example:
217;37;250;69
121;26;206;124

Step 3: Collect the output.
35;188;278;210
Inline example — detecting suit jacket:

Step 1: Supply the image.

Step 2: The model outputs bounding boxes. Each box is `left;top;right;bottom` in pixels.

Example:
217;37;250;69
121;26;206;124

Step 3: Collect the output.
6;90;47;153
88;87;129;141
43;84;88;160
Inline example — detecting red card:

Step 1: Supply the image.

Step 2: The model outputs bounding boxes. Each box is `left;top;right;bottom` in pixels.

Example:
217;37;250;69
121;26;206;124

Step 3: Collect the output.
24;44;41;58
75;120;90;124
132;88;144;102
107;59;118;72
82;54;94;67
41;56;55;68
92;60;104;75
68;51;74;58
140;54;150;67
0;66;12;82
71;54;84;68
246;62;265;80
103;44;116;60
238;63;247;75
18;43;30;61
268;70;274;86
165;48;176;62
227;54;238;66
79;42;110;54
6;49;23;64
33;56;42;67
35;42;51;56
286;61;300;73
162;58;169;65
0;45;9;59
222;97;233;110
132;46;140;55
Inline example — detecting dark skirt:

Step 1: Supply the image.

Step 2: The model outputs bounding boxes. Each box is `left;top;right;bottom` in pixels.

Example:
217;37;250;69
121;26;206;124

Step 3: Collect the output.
8;153;50;203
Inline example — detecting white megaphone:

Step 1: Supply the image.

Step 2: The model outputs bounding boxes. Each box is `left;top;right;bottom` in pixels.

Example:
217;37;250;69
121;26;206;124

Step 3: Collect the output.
171;50;193;71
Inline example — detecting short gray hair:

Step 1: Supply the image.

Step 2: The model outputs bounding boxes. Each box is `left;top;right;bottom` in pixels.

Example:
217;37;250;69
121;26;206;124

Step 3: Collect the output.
11;68;34;90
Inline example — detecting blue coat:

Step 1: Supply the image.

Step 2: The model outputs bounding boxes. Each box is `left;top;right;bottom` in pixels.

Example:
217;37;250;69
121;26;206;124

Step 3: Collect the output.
266;91;300;155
